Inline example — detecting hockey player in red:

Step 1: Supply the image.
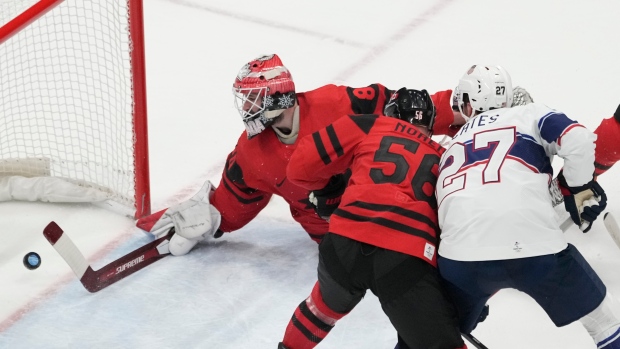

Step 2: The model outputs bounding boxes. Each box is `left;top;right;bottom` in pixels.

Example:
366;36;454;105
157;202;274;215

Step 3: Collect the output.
594;105;620;177
135;54;463;255
278;88;466;349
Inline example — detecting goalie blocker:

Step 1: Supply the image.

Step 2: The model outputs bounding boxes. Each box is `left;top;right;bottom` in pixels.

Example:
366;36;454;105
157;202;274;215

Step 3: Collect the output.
136;181;223;256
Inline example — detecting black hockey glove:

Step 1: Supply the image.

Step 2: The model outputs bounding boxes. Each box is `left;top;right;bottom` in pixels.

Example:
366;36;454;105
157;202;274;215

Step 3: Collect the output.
309;170;351;221
557;171;607;232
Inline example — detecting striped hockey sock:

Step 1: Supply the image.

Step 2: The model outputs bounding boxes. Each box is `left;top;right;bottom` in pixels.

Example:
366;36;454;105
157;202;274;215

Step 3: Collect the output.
281;282;347;349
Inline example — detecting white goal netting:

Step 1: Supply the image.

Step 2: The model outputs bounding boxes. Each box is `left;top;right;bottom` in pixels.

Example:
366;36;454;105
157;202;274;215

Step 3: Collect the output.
0;0;149;216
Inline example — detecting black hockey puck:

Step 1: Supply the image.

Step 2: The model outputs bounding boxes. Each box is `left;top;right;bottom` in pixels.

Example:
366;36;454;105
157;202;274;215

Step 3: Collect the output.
23;252;41;270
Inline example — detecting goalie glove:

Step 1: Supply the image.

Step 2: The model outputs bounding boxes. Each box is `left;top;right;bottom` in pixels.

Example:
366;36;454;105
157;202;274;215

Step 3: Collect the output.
557;172;607;232
136;181;222;255
309;170;350;221
511;86;534;107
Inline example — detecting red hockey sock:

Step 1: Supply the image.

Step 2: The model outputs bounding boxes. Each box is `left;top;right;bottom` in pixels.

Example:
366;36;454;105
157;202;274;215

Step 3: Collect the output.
281;282;347;349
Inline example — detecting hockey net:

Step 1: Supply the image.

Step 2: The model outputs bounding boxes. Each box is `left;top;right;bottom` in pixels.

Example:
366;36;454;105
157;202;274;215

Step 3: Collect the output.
0;0;150;218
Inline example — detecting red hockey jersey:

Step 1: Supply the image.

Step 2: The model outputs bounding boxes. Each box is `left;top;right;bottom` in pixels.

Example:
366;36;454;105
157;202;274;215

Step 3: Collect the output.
287;114;444;266
594;113;620;177
211;84;454;243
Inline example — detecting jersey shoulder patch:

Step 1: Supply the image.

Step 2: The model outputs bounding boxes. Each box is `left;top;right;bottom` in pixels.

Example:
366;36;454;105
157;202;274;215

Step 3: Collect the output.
348;114;379;134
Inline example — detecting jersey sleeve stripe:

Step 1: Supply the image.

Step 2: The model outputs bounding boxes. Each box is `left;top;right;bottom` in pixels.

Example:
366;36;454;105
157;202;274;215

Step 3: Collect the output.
334;207;437;243
556;123;584;146
537;111;578;144
312;131;331;165
346;201;439;232
222;179;265;204
595;161;613;176
326;125;344;157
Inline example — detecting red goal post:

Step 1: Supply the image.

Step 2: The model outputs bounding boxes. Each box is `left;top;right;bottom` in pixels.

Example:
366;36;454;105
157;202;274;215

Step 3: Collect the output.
0;0;151;218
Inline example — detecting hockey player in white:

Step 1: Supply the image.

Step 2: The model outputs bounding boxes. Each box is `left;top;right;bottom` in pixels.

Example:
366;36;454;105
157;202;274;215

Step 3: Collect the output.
435;65;620;348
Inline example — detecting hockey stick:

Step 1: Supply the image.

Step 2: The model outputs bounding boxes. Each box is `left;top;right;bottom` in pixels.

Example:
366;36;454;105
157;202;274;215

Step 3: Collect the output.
551;178;620;239
462;333;489;349
43;221;173;293
604;212;620;248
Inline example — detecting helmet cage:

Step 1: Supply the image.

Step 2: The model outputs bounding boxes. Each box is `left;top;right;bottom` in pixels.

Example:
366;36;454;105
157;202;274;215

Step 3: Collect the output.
233;85;297;139
384;88;436;133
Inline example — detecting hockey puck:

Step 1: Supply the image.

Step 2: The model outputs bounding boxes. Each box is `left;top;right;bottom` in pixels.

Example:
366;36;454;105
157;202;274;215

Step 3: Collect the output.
23;252;41;270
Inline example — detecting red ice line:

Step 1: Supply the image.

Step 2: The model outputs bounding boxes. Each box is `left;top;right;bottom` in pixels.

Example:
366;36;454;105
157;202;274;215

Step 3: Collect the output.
0;225;136;332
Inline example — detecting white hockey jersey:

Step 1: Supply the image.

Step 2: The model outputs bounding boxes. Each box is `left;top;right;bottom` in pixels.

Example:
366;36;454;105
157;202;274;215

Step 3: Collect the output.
436;103;596;261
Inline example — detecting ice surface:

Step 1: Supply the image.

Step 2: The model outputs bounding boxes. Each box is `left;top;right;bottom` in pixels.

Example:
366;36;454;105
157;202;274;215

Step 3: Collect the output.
1;0;620;348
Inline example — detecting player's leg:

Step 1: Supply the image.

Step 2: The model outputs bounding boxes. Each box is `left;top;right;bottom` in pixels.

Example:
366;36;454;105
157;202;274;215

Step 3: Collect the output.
580;294;620;348
437;256;499;334
280;233;365;349
375;250;465;349
516;244;618;347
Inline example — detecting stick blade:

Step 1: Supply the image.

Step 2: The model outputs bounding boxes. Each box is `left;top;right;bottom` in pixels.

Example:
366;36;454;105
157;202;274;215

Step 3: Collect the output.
43;221;64;244
44;220;173;293
79;230;173;293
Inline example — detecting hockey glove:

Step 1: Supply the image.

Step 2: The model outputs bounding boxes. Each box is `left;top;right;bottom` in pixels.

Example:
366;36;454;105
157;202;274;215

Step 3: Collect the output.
136;180;223;255
309;170;351;221
511;86;534;107
557;172;607;232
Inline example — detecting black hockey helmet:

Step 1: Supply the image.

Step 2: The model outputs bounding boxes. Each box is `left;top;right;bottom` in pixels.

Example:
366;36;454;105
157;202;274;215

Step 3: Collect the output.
384;88;436;134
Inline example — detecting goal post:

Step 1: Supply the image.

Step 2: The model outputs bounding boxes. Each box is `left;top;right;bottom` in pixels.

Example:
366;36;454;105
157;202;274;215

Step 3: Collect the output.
0;0;151;218
0;0;63;45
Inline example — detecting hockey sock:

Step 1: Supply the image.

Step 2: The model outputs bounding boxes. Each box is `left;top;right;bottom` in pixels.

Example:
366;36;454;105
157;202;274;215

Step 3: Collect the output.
598;330;620;349
579;293;620;348
281;282;347;349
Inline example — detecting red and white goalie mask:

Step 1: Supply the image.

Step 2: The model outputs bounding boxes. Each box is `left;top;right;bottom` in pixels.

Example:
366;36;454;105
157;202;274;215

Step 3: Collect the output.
233;54;297;139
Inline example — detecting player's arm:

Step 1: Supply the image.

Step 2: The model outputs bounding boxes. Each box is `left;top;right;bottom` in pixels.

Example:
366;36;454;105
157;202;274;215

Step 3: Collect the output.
538;107;606;231
210;150;272;232
430;89;461;137
287;115;363;190
593;104;620;177
288;115;368;220
543;116;596;187
345;83;394;115
135;147;271;256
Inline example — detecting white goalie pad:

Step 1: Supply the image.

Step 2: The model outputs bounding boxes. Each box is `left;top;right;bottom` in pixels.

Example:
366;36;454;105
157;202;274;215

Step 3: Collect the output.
0;176;113;203
0;158;114;203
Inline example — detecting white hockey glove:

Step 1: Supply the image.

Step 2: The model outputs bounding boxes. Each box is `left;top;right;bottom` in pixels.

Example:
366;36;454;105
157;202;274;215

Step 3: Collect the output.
136;181;222;255
557;173;607;232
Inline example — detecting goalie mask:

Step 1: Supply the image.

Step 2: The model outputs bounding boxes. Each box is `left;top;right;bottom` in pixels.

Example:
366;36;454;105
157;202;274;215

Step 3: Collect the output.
457;65;513;121
233;54;297;139
384;88;436;135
